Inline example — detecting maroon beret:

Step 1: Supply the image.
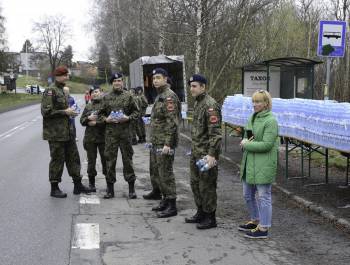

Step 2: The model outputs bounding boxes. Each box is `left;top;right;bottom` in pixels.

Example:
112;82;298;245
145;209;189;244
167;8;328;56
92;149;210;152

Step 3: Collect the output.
54;66;69;76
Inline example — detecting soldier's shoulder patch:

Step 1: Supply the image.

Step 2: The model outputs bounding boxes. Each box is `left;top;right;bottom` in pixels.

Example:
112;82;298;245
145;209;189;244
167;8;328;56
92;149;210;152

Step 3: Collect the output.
166;97;175;111
210;115;218;124
208;108;214;112
46;89;53;96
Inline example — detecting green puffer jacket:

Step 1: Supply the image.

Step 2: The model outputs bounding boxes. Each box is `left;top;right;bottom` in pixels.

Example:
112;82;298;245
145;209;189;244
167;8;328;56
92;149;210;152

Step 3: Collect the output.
240;110;279;184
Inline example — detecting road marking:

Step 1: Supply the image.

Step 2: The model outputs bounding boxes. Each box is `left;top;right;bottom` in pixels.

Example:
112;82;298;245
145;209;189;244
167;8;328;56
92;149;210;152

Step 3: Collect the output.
72;223;100;249
0;116;41;141
79;195;100;204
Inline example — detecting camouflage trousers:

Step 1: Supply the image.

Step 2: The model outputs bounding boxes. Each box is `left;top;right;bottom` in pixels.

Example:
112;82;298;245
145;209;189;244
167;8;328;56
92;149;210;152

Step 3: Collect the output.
148;150;160;192
136;117;146;139
83;141;107;178
130;118;146;141
150;146;176;199
48;139;81;183
104;138;136;184
190;155;218;213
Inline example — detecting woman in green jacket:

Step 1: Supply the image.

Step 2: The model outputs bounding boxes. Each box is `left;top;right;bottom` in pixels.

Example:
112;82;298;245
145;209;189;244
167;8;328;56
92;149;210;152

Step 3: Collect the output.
238;90;279;239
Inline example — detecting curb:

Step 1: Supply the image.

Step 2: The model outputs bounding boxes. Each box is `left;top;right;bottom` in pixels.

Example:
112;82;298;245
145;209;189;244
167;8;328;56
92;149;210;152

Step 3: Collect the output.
179;132;350;233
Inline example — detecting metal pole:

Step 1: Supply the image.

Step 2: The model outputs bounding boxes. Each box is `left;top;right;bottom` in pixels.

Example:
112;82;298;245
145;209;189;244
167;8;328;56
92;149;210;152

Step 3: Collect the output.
325;148;329;184
286;139;289;179
324;58;330;100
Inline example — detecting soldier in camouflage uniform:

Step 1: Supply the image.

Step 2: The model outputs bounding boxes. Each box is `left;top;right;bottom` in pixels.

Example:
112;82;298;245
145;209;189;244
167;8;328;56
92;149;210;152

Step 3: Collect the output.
135;86;148;143
149;68;181;218
129;88;139;145
80;86;106;192
98;73;139;199
41;66;92;198
185;74;222;229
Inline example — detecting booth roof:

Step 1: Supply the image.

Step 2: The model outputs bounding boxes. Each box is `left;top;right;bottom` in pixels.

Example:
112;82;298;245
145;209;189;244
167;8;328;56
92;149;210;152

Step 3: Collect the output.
139;55;184;65
241;57;323;71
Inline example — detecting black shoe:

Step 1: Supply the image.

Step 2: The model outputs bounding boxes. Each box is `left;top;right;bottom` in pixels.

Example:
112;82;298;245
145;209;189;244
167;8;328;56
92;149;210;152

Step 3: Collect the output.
143;189;161;200
50;183;67;198
128;180;137;199
238;221;258;232
152;199;167;211
196;211;217;229
88;177;96;192
185;207;204;223
132;139;138;145
104;182;114;199
157;199;177;218
73;180;92;195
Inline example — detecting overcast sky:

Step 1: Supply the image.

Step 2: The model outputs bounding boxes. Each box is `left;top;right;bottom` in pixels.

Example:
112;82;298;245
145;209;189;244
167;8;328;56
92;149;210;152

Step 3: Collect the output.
1;0;95;61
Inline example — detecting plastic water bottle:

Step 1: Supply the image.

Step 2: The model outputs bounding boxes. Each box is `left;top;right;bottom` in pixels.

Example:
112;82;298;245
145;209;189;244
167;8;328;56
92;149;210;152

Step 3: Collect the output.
155;148;175;156
196;158;207;169
200;160;217;172
72;103;80;114
145;143;153;149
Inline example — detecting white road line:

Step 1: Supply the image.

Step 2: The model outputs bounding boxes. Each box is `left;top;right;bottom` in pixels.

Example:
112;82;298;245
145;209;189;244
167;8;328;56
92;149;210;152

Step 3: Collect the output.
79;195;100;204
0;116;41;141
72;223;100;249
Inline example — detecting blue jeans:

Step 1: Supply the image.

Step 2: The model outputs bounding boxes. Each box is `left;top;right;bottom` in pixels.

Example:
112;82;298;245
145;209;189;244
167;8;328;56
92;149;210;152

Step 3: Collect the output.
242;181;272;228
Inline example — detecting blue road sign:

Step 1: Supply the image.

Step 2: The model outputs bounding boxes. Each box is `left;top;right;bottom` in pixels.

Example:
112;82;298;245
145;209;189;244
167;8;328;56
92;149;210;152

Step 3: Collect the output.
317;20;347;57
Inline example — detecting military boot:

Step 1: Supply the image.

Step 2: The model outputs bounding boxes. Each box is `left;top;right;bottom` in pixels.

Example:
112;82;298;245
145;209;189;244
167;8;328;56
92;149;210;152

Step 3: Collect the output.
104;182;114;199
128;180;137;199
152;198;167;211
157;199;177;218
88;176;96;192
50;183;67;198
185;207;204;223
73;179;92;195
143;189;162;200
196;211;217;229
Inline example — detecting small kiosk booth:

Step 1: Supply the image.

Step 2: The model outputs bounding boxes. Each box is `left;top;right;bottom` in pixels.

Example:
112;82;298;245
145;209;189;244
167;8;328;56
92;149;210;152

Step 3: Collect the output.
240;57;322;99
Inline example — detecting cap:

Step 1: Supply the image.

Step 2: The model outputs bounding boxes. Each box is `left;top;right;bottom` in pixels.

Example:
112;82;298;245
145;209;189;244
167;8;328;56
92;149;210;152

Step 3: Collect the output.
54;66;69;76
152;68;168;77
109;72;124;84
188;74;207;85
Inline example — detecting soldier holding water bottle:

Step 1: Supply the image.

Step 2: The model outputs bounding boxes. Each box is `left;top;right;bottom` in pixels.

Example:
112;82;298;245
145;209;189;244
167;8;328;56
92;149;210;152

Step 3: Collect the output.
185;74;222;229
41;66;92;198
98;72;139;199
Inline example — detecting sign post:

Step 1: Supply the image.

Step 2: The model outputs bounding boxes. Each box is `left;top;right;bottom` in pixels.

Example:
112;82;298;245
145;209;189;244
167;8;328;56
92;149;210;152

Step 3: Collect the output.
317;20;347;100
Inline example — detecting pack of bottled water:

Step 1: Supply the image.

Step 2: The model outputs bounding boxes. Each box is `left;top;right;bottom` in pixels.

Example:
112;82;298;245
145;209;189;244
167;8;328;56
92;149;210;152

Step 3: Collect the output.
109;110;124;121
222;95;350;152
144;142;174;155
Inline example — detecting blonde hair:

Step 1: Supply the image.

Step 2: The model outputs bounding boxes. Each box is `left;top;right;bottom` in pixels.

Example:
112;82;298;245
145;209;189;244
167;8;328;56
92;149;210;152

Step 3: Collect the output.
252;90;272;110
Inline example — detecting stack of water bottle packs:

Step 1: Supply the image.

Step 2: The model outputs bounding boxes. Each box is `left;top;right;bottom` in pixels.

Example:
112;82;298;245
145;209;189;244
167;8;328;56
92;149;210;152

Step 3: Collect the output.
222;94;350;152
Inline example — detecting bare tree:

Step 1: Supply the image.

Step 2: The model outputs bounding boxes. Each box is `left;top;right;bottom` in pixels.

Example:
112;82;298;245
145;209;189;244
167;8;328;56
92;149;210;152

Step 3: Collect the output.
33;15;72;75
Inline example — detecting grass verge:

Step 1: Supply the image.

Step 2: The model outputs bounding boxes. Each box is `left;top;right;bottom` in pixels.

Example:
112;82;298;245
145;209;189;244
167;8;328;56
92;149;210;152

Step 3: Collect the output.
0;93;41;112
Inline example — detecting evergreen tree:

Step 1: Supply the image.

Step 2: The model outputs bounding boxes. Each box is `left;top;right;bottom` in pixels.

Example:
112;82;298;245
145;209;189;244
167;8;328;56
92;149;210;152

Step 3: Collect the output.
97;42;112;83
21;39;35;53
60;45;73;67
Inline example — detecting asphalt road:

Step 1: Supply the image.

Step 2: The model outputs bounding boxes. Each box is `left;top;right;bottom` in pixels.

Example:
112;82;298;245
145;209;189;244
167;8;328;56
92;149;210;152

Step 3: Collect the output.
0;101;82;265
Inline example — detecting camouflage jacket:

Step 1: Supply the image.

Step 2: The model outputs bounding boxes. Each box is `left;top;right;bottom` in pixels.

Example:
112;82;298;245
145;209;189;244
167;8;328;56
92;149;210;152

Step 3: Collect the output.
150;84;180;147
135;94;148;116
98;89;139;140
80;98;105;143
41;81;70;141
191;92;222;159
